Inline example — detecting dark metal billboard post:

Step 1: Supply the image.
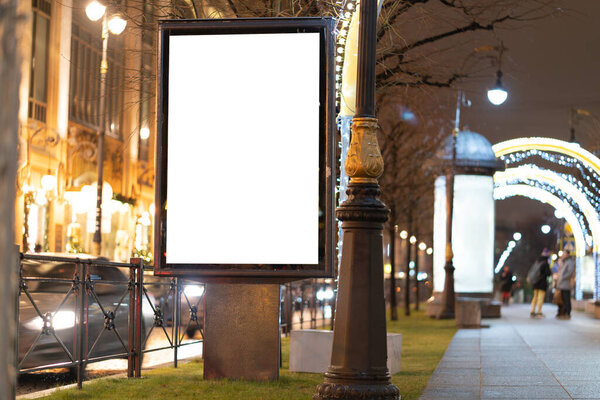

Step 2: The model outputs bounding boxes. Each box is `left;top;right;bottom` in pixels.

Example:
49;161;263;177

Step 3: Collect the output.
315;0;399;398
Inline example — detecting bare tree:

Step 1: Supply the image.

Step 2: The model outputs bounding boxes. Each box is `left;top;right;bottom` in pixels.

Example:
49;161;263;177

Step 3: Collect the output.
377;89;450;318
0;0;22;397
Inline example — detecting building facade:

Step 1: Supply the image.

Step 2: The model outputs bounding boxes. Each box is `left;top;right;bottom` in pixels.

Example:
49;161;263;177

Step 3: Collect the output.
16;0;157;261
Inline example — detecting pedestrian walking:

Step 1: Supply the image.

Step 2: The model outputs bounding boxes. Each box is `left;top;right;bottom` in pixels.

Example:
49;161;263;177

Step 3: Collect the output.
556;250;575;319
499;266;514;305
528;248;552;318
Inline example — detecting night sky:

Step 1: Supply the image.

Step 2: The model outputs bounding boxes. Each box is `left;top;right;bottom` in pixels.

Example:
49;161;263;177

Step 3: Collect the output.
459;0;600;238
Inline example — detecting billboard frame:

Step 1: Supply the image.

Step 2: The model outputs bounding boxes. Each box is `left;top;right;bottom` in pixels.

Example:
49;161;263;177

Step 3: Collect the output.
154;17;336;280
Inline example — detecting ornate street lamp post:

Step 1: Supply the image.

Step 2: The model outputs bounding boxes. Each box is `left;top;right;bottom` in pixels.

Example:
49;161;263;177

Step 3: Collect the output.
85;1;126;256
437;127;457;319
315;0;399;398
437;91;461;320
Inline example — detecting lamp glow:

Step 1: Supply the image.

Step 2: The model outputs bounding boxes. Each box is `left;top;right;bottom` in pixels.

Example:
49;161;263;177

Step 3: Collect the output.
140;127;150;140
513;232;521;241
107;14;127;35
487;70;508;105
85;0;106;21
418;242;427;251
541;224;551;234
426;247;433;255
399;230;408;239
409;236;416;244
487;88;508;106
41;174;57;191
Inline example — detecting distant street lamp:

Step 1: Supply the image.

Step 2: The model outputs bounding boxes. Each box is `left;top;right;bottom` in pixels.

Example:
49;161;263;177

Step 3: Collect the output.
513;232;522;241
541;224;551;234
437;91;463;320
86;1;127;256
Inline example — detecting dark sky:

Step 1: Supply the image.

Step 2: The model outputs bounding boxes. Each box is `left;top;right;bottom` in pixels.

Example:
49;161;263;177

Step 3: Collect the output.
458;0;600;232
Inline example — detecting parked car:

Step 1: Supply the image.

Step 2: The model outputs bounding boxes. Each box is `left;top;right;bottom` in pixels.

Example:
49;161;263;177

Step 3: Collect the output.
18;255;155;372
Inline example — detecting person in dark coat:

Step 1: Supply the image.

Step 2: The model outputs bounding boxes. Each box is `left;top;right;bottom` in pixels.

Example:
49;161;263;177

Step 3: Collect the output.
530;248;552;318
499;266;514;305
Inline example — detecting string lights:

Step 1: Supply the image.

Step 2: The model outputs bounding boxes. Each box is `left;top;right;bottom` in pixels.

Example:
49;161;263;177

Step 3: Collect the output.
493;137;600;301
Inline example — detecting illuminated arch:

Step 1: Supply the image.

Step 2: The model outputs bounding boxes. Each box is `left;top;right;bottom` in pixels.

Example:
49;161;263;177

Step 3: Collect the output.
494;185;586;257
493;137;600;177
495;166;600;253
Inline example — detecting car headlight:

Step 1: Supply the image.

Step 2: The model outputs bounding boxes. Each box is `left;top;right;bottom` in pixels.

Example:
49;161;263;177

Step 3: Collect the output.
184;284;205;297
24;311;76;331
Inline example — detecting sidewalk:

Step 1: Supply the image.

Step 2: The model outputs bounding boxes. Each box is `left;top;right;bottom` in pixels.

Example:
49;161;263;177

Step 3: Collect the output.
420;303;600;399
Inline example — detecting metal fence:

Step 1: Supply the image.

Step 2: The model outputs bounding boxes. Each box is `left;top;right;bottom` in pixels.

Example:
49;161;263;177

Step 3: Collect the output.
280;280;335;334
17;253;333;390
17;253;203;388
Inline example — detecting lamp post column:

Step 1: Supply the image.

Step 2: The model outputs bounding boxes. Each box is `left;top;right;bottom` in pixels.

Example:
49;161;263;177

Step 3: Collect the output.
437;92;459;319
315;0;399;398
93;14;108;256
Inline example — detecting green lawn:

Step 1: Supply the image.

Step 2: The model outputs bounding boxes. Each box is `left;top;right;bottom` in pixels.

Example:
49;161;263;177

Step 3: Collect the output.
42;310;455;400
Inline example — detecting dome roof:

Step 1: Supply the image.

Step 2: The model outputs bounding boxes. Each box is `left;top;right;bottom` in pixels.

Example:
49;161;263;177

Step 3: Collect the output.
438;130;504;170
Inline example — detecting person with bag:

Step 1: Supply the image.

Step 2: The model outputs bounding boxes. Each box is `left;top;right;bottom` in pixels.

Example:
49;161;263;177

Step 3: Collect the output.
529;248;552;318
556;250;575;319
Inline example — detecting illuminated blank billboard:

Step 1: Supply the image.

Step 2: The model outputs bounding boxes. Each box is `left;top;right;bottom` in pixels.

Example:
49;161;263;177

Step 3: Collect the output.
155;18;335;278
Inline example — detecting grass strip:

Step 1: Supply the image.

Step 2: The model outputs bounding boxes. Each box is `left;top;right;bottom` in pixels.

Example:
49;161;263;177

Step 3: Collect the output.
42;309;455;399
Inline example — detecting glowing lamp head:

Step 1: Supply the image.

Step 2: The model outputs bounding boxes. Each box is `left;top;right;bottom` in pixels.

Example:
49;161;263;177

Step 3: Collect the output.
41;173;57;191
487;88;508;105
409;236;417;244
426;247;433;255
513;232;522;241
85;1;106;21
541;224;551;234
487;70;508;106
418;242;427;251
399;230;408;239
108;14;127;35
140;127;150;140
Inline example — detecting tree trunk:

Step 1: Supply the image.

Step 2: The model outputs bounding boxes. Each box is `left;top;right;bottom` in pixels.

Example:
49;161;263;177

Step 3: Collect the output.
404;210;412;316
0;0;22;397
414;236;420;311
389;210;397;320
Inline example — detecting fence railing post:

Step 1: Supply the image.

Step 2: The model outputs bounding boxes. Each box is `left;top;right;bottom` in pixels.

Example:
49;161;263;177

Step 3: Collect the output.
127;259;136;378
14;246;21;397
135;259;143;378
76;260;87;389
173;278;180;368
286;283;292;335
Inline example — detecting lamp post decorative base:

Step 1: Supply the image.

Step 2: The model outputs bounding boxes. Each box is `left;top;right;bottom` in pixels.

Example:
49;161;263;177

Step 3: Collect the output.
315;382;400;400
314;179;399;400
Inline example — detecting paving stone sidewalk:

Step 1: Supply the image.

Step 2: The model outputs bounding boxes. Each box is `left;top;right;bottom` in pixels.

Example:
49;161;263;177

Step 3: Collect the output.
420;303;600;400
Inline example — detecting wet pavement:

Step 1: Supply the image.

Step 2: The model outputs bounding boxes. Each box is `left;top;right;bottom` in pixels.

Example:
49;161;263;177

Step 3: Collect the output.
420;303;600;399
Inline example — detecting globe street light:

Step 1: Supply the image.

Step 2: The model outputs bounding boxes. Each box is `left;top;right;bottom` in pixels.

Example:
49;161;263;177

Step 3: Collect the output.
513;232;522;241
86;1;126;256
487;70;508;106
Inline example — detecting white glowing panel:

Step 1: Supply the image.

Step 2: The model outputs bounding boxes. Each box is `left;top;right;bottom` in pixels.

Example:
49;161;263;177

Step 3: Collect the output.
433;175;495;293
581;254;595;293
166;33;320;264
